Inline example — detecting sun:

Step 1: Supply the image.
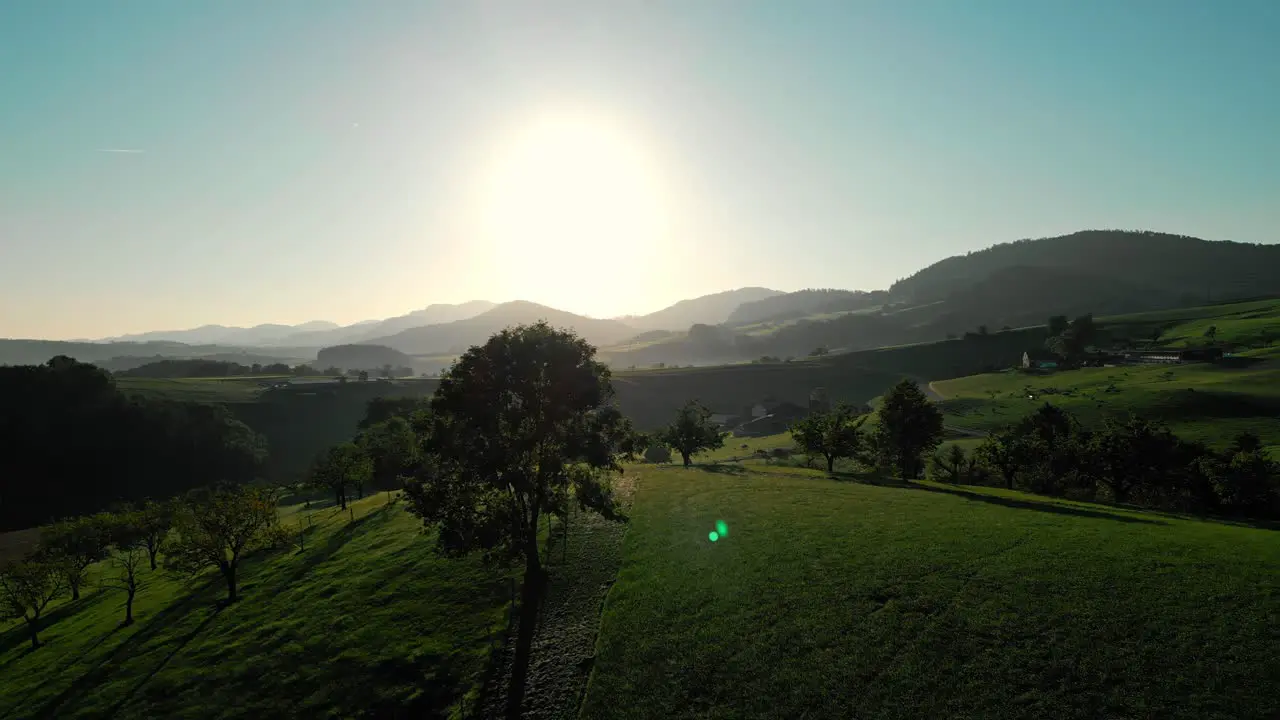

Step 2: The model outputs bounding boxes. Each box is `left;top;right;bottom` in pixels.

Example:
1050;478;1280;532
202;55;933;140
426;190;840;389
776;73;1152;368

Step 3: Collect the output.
475;108;671;311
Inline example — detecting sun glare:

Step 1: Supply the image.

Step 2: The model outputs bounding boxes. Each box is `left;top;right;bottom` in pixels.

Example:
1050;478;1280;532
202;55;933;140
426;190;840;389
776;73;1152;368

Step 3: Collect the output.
476;109;671;312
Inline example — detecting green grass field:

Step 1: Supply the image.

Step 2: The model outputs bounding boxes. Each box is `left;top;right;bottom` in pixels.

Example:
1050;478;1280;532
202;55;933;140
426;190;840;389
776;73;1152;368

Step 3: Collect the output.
0;494;510;720
1101;297;1280;349
115;377;275;403
933;356;1280;451
581;464;1280;719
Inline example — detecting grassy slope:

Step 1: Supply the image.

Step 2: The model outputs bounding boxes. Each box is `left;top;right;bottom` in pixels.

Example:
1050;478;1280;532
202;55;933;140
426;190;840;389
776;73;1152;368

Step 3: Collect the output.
1101;297;1280;348
933;358;1280;450
582;465;1280;720
0;494;510;720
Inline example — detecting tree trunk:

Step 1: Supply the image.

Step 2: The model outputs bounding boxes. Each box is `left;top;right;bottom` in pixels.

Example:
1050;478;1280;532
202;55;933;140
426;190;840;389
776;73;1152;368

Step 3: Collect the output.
125;588;136;625
681;451;691;467
1005;470;1015;490
337;486;346;510
148;549;158;571
28;612;40;649
506;530;545;720
826;455;835;473
70;581;80;602
223;564;238;603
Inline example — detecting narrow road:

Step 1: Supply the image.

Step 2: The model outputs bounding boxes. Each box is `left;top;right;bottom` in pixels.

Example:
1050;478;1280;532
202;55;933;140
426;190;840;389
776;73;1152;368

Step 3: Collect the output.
915;379;985;439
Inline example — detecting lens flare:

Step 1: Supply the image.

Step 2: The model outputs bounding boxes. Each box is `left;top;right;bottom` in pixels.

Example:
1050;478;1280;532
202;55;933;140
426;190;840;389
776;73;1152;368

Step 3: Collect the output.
708;531;719;542
715;520;728;537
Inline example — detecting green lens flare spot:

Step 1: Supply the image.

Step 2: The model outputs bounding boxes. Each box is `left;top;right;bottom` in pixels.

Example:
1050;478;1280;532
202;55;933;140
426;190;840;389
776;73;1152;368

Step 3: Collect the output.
715;520;728;537
708;531;719;542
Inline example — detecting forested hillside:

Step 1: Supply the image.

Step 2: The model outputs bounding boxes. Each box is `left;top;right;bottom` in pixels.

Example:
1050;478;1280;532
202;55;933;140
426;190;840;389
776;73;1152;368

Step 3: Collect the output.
0;357;266;531
726;289;888;326
891;230;1280;304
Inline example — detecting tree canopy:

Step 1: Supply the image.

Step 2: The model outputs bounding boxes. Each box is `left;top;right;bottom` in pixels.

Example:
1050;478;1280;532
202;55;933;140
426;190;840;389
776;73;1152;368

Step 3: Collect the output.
656;401;725;467
403;322;634;719
875;380;944;480
790;404;868;473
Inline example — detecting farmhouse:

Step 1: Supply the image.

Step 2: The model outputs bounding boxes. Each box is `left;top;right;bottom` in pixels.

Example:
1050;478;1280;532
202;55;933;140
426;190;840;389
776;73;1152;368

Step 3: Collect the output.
1022;350;1059;370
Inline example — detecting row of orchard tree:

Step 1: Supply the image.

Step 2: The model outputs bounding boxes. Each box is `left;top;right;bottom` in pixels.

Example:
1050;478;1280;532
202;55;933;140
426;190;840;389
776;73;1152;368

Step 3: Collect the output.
962;406;1277;516
784;380;1278;518
1;487;284;649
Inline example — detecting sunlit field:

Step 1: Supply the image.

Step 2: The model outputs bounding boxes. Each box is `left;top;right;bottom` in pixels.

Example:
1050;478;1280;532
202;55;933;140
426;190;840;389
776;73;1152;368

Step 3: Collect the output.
581;464;1280;719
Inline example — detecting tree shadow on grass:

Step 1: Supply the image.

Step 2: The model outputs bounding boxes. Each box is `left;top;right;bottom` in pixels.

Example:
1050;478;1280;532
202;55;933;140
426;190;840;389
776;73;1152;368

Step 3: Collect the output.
0;594;97;658
97;605;224;718
29;576;222;720
896;483;1167;525
697;463;749;476
273;504;392;591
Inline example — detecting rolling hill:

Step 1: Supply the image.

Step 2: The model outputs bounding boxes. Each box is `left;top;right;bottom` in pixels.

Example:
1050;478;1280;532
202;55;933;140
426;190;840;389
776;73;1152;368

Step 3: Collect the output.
102;321;340;346
891;229;1280;305
314;344;416;372
365;301;639;355
618;287;783;331
726;288;888;326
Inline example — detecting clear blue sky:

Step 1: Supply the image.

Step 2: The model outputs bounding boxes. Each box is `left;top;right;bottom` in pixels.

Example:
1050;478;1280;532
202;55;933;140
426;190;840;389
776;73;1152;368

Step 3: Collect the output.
2;0;1277;340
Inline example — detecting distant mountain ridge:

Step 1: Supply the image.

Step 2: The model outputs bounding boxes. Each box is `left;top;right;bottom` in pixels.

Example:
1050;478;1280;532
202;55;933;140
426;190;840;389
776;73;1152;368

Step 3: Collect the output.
618;287;784;330
95;301;498;348
7;229;1278;371
104;321;341;346
365;301;637;355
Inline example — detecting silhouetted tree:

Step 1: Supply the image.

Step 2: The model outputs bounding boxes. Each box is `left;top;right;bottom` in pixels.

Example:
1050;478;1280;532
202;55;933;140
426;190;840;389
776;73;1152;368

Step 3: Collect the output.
167;485;284;603
1204;325;1218;343
357;416;417;501
790;404;867;473
359;396;424;429
0;555;65;649
929;444;971;483
309;443;371;510
358;370;369;382
402;322;632;720
1088;417;1178;504
1047;315;1070;337
657;401;726;467
44;515;110;601
138;500;174;570
975;429;1028;490
1211;449;1278;516
102;511;149;625
875;380;943;480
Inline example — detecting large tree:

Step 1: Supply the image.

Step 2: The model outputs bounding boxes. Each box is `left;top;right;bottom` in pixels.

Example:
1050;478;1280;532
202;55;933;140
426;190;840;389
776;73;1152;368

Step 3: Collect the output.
357;416;418;502
875;380;944;480
43;514;110;601
657;401;725;467
0;555;65;649
403;322;633;720
166;485;284;603
309;442;372;510
137;500;175;571
103;511;149;625
790;404;868;473
975;428;1029;490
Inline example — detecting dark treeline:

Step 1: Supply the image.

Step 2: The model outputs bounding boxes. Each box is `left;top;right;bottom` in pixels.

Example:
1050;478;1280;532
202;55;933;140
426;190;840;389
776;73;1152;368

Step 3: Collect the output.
0;357;267;531
116;358;335;378
954;404;1279;518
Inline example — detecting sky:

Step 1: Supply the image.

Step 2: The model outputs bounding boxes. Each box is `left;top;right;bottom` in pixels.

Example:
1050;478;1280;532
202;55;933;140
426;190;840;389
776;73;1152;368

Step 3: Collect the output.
2;0;1278;340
